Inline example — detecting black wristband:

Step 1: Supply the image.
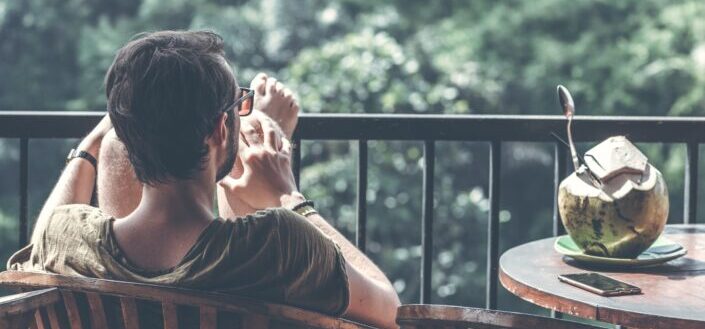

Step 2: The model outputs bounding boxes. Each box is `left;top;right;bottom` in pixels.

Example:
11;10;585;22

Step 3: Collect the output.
66;148;98;170
291;200;315;212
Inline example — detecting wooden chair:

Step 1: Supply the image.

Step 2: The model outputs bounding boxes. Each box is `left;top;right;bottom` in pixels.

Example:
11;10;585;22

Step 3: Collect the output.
396;304;602;329
0;270;374;329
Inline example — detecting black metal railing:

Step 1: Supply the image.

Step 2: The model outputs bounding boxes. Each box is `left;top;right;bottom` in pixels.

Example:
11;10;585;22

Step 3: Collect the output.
1;111;703;309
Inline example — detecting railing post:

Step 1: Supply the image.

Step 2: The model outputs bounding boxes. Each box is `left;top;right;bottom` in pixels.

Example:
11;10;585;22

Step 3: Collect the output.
551;142;568;319
356;140;368;253
19;138;29;248
553;142;568;236
684;143;699;224
292;137;302;189
486;141;501;309
420;140;435;304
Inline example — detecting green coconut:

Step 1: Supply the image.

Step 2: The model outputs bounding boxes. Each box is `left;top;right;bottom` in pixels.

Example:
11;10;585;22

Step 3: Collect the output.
557;136;669;258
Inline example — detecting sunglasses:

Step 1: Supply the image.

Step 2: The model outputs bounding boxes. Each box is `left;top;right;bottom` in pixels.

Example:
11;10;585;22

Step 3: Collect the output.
222;87;254;116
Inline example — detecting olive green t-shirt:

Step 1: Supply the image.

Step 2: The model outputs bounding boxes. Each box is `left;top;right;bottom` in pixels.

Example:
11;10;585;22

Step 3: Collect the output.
7;205;349;315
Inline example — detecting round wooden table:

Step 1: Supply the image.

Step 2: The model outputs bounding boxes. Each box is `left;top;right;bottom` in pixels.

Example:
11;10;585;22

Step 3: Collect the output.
499;225;705;329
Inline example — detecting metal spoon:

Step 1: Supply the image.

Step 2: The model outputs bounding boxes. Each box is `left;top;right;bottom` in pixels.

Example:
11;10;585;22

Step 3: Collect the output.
557;85;580;172
551;131;603;187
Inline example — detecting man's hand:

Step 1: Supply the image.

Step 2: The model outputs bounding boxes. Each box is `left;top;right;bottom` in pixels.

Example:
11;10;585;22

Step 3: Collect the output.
219;112;301;210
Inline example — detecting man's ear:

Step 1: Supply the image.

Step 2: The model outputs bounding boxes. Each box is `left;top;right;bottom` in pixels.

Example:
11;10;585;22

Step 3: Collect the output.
212;112;229;147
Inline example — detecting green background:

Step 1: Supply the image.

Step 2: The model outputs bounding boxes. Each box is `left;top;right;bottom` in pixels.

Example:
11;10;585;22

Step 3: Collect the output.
2;1;705;326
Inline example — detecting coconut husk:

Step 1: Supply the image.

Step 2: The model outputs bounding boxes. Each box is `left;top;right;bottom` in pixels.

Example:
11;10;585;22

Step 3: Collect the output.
558;136;669;258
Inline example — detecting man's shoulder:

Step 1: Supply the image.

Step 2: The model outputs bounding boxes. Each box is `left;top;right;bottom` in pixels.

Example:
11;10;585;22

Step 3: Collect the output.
44;204;111;231
10;204;112;274
224;207;307;230
52;204;107;220
239;208;338;253
248;208;323;237
219;207;327;251
37;204;112;247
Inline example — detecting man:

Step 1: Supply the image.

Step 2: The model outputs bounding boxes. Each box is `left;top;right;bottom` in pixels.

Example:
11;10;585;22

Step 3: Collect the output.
8;30;400;328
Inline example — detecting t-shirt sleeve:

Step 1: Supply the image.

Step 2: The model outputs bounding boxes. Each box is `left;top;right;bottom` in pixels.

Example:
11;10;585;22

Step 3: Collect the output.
7;204;110;276
274;208;350;316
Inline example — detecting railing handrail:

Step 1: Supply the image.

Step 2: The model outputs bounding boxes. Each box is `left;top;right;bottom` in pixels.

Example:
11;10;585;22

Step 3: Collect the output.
2;111;705;142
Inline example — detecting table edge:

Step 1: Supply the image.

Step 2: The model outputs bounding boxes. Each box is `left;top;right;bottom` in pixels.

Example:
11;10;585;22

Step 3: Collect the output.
498;260;598;319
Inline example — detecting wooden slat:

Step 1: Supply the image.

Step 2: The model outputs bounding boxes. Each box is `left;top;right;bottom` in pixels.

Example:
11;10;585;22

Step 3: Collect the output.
60;291;83;329
85;292;109;329
242;313;269;328
162;302;178;329
46;304;63;329
199;306;217;329
120;297;140;329
33;310;45;329
29;315;39;329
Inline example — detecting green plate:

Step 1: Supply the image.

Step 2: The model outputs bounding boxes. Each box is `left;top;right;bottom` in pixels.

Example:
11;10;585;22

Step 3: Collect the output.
554;235;687;267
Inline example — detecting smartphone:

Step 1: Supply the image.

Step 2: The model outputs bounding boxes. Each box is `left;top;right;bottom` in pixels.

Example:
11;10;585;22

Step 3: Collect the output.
558;273;641;296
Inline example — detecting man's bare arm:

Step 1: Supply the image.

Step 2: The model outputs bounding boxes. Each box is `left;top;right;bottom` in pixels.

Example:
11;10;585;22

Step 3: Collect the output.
280;194;400;328
97;130;142;218
32;115;112;242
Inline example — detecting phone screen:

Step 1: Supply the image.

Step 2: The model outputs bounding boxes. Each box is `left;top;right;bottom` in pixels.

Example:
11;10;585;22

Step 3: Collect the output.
559;273;641;295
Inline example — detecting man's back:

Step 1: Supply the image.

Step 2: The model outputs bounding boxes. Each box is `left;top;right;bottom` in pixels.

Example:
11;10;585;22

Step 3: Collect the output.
9;204;349;316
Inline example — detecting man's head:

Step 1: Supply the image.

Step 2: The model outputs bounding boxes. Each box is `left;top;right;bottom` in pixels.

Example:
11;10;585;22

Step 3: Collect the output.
105;30;239;185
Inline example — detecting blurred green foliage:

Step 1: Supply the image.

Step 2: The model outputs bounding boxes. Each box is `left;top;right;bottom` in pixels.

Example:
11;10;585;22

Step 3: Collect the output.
1;0;705;321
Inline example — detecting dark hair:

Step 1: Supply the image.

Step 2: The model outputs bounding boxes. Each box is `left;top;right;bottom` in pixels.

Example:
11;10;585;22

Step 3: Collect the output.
105;30;237;185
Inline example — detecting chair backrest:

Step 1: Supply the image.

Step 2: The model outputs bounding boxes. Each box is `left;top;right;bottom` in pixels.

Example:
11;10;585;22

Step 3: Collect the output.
396;304;601;329
0;271;374;329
